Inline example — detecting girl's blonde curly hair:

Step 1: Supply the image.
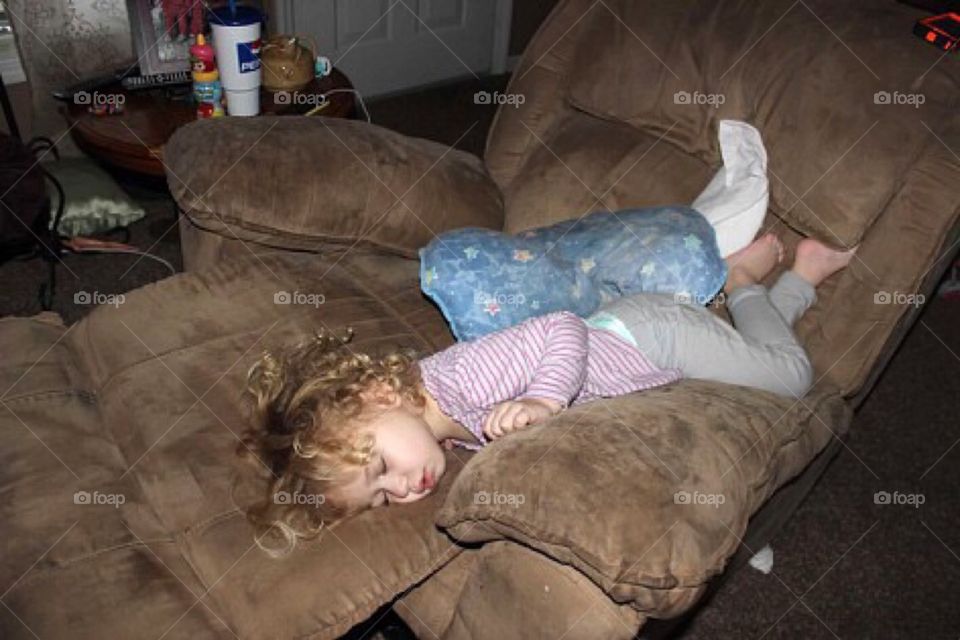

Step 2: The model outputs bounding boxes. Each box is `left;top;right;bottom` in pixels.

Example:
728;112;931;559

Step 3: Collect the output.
236;328;425;558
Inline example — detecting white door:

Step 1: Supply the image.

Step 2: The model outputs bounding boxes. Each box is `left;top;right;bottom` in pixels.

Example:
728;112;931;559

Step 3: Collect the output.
271;0;512;97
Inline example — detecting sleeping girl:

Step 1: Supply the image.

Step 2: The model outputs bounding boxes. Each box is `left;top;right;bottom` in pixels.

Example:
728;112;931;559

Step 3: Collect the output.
237;233;853;556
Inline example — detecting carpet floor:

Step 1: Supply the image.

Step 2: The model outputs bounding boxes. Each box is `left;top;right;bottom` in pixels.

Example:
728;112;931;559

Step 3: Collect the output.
2;74;958;639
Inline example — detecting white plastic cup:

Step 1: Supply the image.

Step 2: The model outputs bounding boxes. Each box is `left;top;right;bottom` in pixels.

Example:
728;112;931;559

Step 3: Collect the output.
209;6;263;116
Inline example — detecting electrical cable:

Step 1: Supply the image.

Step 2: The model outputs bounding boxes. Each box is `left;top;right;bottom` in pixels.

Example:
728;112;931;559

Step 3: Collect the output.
322;88;371;122
63;243;177;276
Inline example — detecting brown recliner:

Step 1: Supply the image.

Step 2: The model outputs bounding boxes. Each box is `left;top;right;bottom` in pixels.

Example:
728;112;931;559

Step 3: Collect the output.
1;1;958;638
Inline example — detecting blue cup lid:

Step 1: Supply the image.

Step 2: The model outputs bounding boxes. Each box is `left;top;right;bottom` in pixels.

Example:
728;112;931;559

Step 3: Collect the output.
208;5;263;27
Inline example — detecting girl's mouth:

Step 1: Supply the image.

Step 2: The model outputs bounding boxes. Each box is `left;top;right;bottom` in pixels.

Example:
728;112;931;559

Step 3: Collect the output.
422;469;436;490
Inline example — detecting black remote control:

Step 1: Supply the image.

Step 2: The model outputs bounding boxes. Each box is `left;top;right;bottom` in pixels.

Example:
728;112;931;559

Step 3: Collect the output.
121;70;193;91
51;65;140;102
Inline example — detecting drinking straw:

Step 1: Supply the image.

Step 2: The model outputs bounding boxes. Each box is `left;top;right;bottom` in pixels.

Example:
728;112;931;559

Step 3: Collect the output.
228;0;237;16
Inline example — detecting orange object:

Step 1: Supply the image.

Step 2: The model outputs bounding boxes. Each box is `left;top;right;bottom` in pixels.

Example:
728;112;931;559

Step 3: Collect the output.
62;237;139;252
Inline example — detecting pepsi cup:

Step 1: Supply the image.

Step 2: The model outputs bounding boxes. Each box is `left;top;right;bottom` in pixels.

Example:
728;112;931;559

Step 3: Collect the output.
209;6;263;116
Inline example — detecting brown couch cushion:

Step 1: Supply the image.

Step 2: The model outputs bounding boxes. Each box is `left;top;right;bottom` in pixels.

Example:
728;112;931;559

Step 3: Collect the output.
436;379;850;617
501;109;713;233
165;116;505;259
562;0;960;248
0;252;474;640
398;541;645;639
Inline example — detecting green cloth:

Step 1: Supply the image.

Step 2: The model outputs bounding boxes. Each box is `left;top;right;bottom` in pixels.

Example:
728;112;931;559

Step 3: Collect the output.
43;158;145;237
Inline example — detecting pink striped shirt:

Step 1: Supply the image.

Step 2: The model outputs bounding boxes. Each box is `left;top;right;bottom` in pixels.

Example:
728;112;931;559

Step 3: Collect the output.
418;311;681;450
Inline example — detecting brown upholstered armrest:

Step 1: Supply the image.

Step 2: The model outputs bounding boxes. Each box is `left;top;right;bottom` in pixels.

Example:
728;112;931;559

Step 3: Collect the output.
436;379;851;618
164;116;504;259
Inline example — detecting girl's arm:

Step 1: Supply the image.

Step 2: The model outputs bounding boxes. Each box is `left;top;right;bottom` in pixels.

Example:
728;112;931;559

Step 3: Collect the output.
517;311;590;409
481;311;590;440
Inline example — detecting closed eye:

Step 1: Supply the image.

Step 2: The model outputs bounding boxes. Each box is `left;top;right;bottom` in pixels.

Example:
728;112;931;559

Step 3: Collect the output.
370;456;388;508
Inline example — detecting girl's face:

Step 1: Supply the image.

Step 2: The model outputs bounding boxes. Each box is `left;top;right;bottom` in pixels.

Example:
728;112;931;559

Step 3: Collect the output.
331;403;447;510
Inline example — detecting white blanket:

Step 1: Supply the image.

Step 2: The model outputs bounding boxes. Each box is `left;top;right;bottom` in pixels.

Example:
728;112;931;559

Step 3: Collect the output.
692;120;769;258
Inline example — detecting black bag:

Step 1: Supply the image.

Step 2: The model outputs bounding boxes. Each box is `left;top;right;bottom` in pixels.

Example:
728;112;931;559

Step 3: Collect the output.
0;133;51;260
0;132;68;308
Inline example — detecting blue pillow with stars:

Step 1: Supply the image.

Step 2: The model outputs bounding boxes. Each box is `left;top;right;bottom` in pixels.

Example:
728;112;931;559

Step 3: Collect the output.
419;206;727;341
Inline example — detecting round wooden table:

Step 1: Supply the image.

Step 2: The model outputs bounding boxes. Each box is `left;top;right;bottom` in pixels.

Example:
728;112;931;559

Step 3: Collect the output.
63;68;356;178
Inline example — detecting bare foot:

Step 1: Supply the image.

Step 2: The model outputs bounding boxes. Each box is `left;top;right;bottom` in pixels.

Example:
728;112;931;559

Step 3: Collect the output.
792;238;857;287
724;233;783;294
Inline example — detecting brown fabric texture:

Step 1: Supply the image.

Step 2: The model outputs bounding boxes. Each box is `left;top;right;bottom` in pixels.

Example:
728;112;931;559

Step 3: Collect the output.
165;116;505;259
792;134;960;398
500;109;714;233
481;0;960;398
6;1;959;637
436;379;850;617
482;0;586;193
393;549;481;638
0;315;222;639
0;252;471;639
178;212;251;273
397;542;646;639
494;0;960;248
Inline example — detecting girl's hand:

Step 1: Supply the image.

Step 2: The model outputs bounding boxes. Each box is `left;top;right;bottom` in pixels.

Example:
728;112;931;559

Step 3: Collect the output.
482;397;561;441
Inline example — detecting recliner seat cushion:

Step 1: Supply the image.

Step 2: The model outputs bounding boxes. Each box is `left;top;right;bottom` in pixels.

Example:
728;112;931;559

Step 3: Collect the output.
0;252;474;640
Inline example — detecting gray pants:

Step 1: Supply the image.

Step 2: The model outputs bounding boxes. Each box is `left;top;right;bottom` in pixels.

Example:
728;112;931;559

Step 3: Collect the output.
588;271;816;398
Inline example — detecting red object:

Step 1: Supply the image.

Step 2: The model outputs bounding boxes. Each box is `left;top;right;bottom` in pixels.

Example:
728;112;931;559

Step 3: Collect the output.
189;34;217;74
196;102;216;119
162;0;205;37
914;12;960;50
62;237;139;252
88;103;123;116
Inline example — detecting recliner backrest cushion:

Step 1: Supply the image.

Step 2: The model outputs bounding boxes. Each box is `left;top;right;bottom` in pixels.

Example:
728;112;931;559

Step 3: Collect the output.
486;0;960;398
562;0;958;248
